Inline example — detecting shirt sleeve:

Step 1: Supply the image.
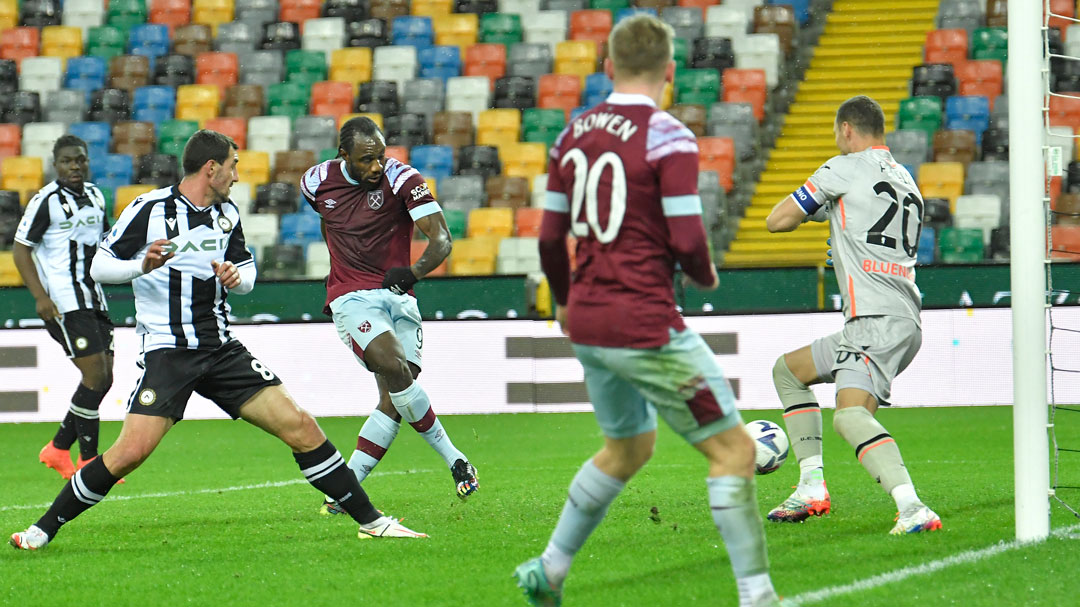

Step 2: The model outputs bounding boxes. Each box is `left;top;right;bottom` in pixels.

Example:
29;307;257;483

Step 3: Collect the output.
300;162;326;208
224;215;254;267
100;197;156;260
400;171;442;221
795;156;852;215
539;130;573;306
14;190;51;246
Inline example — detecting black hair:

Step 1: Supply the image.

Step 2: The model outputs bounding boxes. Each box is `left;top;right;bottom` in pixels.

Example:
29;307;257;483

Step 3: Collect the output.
338;116;384;155
52;135;88;160
836;95;885;138
181;130;237;175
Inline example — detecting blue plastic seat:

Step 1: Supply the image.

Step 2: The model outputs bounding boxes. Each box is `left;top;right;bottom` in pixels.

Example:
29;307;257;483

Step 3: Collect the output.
945;95;990;142
279;211;323;246
569;106;588;122
917;225;936;264
127;24;171;67
64;57;107;98
770;0;810;25
68;122;113;158
615;7;657;23
132;85;176;124
91;153;134;190
583;72;612;107
418;45;461;82
409;144;454;180
391;16;434;48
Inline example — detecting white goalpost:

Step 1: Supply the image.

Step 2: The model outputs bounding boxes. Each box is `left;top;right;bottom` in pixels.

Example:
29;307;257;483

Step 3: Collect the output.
1010;0;1050;541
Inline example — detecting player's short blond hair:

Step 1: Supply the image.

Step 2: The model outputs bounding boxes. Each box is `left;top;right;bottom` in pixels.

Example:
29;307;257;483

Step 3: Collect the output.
607;14;674;80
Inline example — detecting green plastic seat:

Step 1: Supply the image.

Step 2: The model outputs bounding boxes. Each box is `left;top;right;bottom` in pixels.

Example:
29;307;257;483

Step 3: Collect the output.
590;0;630;14
107;0;148;32
938;227;985;263
444;208;467;240
673;37;689;68
286;50;328;86
522;107;564;133
675;68;720;105
480;13;523;46
971;27;1007;56
157;120;199;157
86;26;128;62
319;148;339;163
267;81;311;119
897;96;943;138
97;186;115;218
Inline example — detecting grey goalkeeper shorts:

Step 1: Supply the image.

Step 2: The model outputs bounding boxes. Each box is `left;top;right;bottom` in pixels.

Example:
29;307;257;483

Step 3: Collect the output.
810;315;921;405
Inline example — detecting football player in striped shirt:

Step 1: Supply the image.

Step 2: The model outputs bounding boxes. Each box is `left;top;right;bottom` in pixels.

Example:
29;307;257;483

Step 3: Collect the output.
515;15;782;607
13;135;115;481
10;130;425;551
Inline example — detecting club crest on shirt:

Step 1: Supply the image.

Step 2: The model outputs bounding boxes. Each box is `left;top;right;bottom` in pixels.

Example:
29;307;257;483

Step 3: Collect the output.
367;190;383;210
359;321;372;333
216;215;233;232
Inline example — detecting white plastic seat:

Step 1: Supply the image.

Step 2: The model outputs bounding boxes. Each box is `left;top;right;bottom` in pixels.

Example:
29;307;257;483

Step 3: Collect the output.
496;236;541;274
705;5;749;41
19;57;63;96
247;116;293;167
499;0;542;17
523;10;568;48
373;45;419;89
953;194;1002;244
241;214;280;261
530;173;547;207
301;17;346;63
734;33;781;88
62;0;106;36
445;76;492;123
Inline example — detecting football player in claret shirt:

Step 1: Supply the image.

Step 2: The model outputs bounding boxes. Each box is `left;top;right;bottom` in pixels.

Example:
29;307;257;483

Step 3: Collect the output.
301;117;479;515
514;15;783;607
13;135;116;481
765;95;940;535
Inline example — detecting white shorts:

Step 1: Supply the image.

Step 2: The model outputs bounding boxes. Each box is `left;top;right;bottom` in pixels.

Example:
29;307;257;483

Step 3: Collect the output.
810;315;921;405
329;289;423;371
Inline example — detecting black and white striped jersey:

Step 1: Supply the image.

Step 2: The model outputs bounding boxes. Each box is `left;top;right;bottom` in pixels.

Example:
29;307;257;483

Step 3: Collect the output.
99;186;254;353
14;181;109;314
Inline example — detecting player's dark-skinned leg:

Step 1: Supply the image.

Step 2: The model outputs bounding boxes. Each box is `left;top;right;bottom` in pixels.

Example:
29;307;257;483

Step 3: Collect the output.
363;333;473;492
70;352;113;463
241;386;381;525
32;414;169;541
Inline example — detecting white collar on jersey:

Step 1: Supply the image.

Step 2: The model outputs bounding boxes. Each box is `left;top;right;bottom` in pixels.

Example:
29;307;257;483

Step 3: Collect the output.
339;159;360;185
604;92;657;107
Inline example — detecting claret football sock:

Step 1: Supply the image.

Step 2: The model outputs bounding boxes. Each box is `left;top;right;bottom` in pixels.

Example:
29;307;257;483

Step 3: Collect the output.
35;456;121;539
542;460;625;587
348;410;400;484
833;406;912;495
390;382;467;467
295;440;380;525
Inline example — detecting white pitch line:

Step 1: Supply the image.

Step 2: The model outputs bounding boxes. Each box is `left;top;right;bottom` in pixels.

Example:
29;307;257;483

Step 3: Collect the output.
788;523;1080;606
0;468;435;513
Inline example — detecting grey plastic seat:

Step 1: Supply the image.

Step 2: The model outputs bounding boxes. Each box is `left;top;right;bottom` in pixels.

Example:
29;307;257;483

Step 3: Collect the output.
438;175;486;212
236;0;280;15
216;22;258;54
707;123;757;161
403;78;445;103
403;98;444;132
886;130;930;166
662;7;704;42
292;115;338;153
990;95;1008;128
709;102;757;127
239;50;284;88
43;89;87;125
508;42;553;78
543;0;585;11
698;170;724;228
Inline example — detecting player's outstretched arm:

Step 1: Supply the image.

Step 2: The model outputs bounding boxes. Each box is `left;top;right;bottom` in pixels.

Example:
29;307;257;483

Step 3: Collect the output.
411;212;453;278
766;195;807;233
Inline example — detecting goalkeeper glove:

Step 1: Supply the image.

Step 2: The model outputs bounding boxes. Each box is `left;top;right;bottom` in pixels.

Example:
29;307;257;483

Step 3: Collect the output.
382;266;419;295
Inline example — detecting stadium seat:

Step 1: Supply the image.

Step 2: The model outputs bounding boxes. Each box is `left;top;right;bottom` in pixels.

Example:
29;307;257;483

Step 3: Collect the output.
172;24;213;57
1052;225;1080;260
971;26;1007;64
260;244;306;278
190;0;233;35
523;10;568;47
438;174;485;212
69;121;112;158
41;26;83;62
128;24;170;66
897;96;944;139
938;227;984;263
195;52;239;96
449;236;499;274
301;17;346;59
581;72;612;107
675;68;721;107
912;63;957;100
1;27;40;68
254;182;300;214
323;0;368;21
0;58;15;94
410;144;455;179
554;40;598;81
491;74;535;110
373;45;419;88
88;88;131;123
944;95;990;143
480;12;523;46
507;42;554;81
418;45;463;82
722;68;766;122
669;104;707;137
2;91;42;127
204;116;247;150
223;84;265;120
936;0;983;33
917;225;937;264
521;107;565;149
919;161;965;209
21;122;64;172
113;184;155;217
347;19;389;48
86;26;127;63
90;153;134;191
280;0;323;25
293;115;338;152
355;79;399;116
1;156;44;203
569;9;612;44
537;74;581;119
954;194;1002;244
956;60;1003;100
248;116;292;162
500;142;546;181
514;206;543;236
965;160;1010;210
464;43;506;83
64;56;108;99
149;0;191;33
108;54;151;95
981;127;1008;161
753;4;796;56
135;153;181;187
924;28;968;66
0;189;20;247
734;33;781;89
157;119;199;157
661;6;703;41
433;110;475;147
886;129;930;166
216;22;258;55
986;0;1006;27
237;149;271;186
385;112;429;147
19;57;63;96
698;137;735;192
433;14;480;50
242;213;280;257
446;76;492;122
923;197;952;231
1056;192;1080;225
108;0;149;31
286;50;329;86
280;211;323;246
19;0;61;27
692;37;736;72
62;0;106;35
932;129;977;164
458;145;501;179
113;121;157;157
495;236;540;273
306;240;331;279
273;150;317;185
330;48;374;88
267;81;311;119
393;16;436;48
153;53;196;87
704;5;747;42
500;0;542;15
457;0;498;14
486;176;530;208
0;123;20;158
309;81;354;123
477;108;522;148
442;207;468;238
260;21;302;51
409;239;448;275
176;84;221;121
547;0;586;12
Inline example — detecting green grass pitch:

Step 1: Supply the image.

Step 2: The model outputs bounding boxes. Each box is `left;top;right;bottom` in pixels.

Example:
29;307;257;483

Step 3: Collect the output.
1;407;1078;606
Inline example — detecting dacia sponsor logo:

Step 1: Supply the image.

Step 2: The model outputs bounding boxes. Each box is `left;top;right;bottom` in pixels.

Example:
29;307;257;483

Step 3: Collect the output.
410;183;431;201
59;215;102;229
162;236;230;254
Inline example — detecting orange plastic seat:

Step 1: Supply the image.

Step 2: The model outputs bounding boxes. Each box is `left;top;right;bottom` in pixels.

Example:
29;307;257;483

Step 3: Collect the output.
697;137;735;192
924;29;968;66
464;43;506;83
311;81;355;122
196;52;239;96
1;28;40;67
280;0;321;31
514;207;543;237
0;123;21;158
538;74;582;120
385;145;409;163
150;0;193;33
956;60;1003;100
204;117;248;149
722;68;767;122
569;10;612;45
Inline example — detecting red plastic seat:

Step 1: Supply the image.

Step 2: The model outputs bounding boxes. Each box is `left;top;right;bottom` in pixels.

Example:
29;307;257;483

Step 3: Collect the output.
722;68;767;122
538;74;581;120
698;136;735;192
150;0;193;33
196;52;240;96
310;81;354;122
569;10;612;45
955;60;1003;99
0;27;39;67
204;117;248;150
924;29;968;66
1049;93;1080;130
280;0;322;31
464;43;506;84
0;123;20;158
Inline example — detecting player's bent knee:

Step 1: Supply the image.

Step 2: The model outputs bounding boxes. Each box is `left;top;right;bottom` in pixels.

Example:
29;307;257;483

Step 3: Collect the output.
772;355;805;389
